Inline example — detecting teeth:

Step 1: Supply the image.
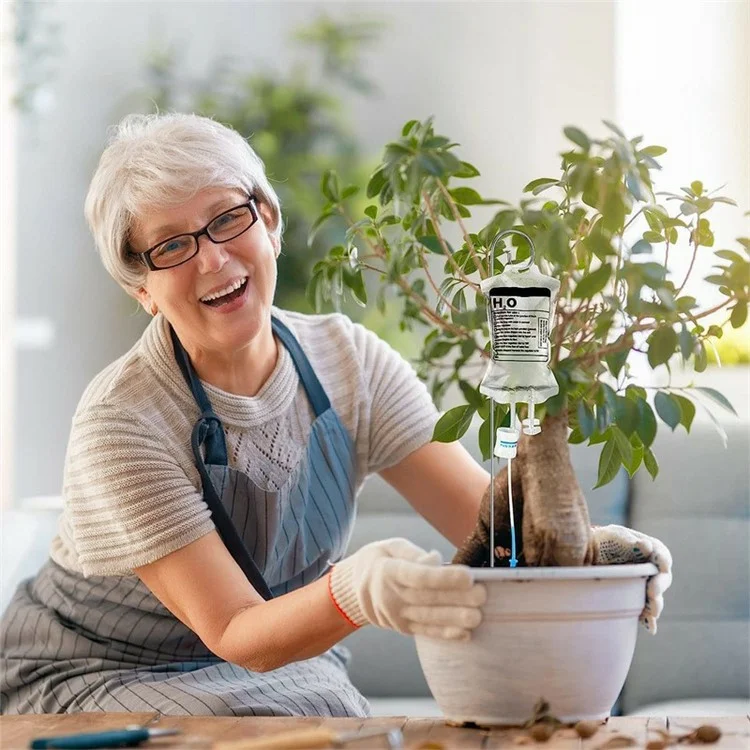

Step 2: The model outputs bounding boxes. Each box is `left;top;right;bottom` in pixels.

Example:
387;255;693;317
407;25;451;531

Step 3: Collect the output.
201;277;246;302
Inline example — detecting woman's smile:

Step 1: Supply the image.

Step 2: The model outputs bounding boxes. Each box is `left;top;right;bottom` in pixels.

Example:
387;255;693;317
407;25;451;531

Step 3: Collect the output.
199;274;250;312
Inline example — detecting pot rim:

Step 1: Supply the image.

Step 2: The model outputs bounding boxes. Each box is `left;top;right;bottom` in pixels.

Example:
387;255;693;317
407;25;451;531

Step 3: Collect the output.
465;562;658;581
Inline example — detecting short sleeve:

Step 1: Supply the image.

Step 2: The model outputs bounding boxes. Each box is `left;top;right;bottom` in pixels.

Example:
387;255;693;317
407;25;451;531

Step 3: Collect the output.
352;323;440;475
63;403;215;576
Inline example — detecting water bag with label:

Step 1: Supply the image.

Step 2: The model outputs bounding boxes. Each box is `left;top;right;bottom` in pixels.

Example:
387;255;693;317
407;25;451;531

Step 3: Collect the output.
479;259;560;406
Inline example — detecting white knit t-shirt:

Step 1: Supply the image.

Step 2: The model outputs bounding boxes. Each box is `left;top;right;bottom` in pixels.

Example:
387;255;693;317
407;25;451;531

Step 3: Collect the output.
49;307;439;577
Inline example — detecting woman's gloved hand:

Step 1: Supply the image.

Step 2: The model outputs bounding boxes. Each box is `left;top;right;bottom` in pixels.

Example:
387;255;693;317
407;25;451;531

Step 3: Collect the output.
328;538;487;641
593;524;673;634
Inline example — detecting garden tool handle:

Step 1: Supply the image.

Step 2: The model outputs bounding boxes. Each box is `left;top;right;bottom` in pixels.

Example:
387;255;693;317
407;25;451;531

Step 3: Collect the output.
213;727;337;750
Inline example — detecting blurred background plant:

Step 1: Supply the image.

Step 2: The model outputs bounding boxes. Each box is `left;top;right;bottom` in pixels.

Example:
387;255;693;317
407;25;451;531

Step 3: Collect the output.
131;13;382;314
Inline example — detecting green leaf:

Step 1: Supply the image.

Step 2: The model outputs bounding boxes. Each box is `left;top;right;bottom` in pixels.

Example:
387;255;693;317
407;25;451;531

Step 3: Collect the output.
306;270;325;313
584;221;616;259
321;169;340;202
523;177;560;194
611;425;633;466
644;446;659;479
364;205;378;220
577;401;596;439
626;385;648;401
691;180;704;196
636;399;657;447
449;187;485;205
341;185;359;200
715;249;746;263
417;153;444;176
343;268;367;307
614;396;639;436
623;433;644;478
455;161;480;178
631;239;652;255
458;380;484;411
366;168;387;199
643;231;665;243
694;387;738;416
654;392;681;431
307;209;336;246
731;302;748;328
432;405;476;443
402;119;419;136
694;341;708;372
641;145;667;157
418;235;452;255
647;326;678;368
564;126;590;150
679;324;694;360
671;393;696;432
606;348;629;379
595;438;621;489
568;427;586;444
601;189;626;232
572;264;611;298
602;120;626;138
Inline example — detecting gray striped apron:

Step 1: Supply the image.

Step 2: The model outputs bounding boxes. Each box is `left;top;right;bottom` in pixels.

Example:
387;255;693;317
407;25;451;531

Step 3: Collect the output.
0;316;369;717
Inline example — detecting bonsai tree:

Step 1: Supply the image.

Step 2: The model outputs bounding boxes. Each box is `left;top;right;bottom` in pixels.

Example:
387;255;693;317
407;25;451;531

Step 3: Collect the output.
307;117;749;566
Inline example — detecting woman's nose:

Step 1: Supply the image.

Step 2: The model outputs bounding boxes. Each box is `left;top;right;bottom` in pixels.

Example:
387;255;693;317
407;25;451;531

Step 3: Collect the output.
196;234;230;275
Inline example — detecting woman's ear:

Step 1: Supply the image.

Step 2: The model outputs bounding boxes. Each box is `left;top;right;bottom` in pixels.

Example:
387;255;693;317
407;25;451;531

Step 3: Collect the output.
257;200;281;257
136;287;158;317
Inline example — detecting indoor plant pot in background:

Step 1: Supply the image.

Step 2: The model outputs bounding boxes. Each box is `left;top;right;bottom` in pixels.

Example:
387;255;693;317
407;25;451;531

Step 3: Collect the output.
308;118;748;724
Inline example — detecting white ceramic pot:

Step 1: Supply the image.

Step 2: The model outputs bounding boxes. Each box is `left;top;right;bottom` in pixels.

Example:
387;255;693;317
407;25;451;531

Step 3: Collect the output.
415;562;658;726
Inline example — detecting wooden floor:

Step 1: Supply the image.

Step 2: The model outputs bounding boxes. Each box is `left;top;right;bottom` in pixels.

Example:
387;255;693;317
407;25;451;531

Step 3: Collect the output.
1;713;748;749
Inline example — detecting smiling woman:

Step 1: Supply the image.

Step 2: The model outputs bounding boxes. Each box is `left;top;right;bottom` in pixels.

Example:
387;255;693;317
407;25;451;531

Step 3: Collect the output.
0;112;490;717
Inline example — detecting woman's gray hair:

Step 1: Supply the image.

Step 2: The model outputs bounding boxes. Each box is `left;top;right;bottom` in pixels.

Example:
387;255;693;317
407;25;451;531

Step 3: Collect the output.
84;112;283;295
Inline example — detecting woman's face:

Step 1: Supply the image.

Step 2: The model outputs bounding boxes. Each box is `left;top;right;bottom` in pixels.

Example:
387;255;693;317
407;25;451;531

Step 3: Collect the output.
132;186;279;355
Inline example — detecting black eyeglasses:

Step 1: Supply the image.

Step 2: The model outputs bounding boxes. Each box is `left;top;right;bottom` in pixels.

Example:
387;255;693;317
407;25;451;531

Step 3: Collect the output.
132;196;259;271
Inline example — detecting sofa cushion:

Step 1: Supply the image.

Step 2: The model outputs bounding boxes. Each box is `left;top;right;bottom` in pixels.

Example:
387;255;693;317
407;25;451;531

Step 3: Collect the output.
621;421;749;714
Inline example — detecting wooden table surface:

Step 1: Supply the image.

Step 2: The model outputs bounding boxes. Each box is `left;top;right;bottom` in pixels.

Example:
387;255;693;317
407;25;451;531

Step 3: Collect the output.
1;714;748;750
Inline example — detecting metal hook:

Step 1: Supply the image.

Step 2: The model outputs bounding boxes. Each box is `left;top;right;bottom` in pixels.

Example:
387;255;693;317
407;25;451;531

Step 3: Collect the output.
489;229;535;275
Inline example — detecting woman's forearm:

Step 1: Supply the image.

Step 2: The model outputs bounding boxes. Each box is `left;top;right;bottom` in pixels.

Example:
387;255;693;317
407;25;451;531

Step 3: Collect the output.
215;573;356;672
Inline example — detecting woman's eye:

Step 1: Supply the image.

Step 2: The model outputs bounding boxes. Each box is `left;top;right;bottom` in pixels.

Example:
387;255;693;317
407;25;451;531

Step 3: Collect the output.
215;212;238;227
159;238;189;255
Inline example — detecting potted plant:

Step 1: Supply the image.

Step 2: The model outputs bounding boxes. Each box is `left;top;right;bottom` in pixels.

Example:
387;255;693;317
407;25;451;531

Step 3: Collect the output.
307;118;748;724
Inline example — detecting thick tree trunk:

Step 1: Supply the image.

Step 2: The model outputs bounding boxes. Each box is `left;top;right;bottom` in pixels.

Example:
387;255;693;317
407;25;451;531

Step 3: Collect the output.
453;412;598;567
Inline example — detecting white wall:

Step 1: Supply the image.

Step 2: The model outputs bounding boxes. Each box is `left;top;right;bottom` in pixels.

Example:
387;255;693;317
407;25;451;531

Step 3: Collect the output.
615;0;750;308
12;0;618;502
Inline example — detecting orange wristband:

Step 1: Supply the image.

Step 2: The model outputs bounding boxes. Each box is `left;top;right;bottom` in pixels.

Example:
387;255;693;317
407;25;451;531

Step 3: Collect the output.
327;568;361;630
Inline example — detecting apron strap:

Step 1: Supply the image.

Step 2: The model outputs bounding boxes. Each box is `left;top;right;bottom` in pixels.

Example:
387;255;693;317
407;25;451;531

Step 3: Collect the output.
191;413;273;601
169;325;272;600
170;326;227;465
271;317;331;417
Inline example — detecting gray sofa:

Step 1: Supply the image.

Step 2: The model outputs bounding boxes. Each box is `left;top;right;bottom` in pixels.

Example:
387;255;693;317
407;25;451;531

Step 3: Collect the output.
2;421;748;717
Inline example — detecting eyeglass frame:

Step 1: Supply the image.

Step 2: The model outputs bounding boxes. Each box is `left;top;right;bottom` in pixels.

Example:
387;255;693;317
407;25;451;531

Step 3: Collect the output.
130;195;259;271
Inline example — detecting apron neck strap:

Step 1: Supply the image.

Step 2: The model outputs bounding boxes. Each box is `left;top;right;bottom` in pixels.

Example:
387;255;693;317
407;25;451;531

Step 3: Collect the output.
271;316;330;417
170;325;227;465
170;314;331;452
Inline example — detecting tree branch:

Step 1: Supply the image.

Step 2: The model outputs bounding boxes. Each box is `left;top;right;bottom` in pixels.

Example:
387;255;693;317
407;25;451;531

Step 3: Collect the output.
421;190;480;291
435;180;487;279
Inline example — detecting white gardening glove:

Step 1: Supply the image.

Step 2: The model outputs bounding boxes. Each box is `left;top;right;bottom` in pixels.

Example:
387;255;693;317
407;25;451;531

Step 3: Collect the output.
328;538;487;641
593;524;673;635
